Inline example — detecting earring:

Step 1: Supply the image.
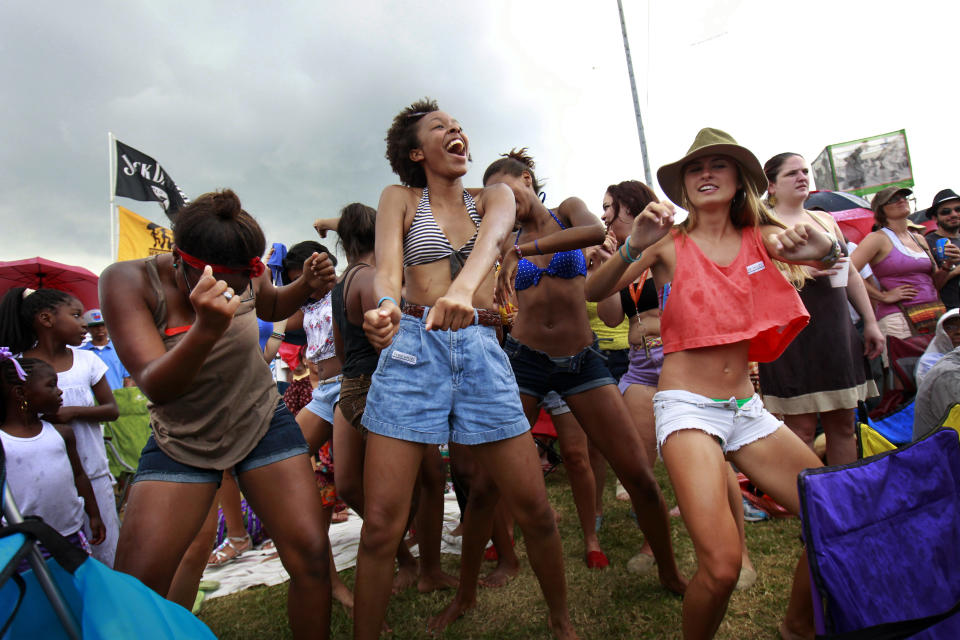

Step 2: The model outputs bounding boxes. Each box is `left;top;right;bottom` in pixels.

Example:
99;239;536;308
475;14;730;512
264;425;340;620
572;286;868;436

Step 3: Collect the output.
768;194;778;208
18;397;28;416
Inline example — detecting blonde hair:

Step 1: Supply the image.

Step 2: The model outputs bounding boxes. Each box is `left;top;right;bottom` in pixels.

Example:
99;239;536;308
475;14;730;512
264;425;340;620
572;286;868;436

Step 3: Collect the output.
678;159;809;288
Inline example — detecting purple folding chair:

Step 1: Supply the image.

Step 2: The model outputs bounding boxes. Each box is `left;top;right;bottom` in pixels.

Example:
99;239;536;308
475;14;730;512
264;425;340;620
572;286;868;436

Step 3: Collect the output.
799;428;960;639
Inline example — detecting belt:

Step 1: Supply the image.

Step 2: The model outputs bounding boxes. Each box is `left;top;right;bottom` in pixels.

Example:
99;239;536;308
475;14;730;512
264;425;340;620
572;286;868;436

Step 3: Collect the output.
402;303;502;327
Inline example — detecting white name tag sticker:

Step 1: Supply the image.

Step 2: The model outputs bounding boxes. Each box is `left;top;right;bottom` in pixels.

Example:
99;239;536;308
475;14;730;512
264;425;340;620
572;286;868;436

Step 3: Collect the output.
746;261;765;275
391;350;417;365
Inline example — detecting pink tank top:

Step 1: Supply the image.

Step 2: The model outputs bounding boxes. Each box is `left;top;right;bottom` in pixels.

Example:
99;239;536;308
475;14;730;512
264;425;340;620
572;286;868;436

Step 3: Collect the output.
871;228;939;320
660;227;809;362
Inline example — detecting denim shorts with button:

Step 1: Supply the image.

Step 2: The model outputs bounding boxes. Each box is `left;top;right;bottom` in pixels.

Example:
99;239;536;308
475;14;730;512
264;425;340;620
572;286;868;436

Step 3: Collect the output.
304;375;343;423
132;401;310;485
361;310;529;445
503;333;617;400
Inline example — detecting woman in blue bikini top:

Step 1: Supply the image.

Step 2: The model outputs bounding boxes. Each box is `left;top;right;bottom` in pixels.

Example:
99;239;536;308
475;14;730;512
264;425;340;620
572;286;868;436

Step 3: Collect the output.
485;148;687;595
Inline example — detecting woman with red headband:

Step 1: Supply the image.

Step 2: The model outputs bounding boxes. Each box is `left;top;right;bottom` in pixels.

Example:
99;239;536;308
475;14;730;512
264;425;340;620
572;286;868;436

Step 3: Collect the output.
100;189;338;639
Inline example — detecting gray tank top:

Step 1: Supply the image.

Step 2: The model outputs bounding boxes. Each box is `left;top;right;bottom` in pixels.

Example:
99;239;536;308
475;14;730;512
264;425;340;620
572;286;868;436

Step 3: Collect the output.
144;256;279;469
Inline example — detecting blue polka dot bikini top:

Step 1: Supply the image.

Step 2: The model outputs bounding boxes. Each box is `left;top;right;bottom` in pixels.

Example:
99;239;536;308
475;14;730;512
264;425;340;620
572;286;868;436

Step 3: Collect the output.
514;210;587;291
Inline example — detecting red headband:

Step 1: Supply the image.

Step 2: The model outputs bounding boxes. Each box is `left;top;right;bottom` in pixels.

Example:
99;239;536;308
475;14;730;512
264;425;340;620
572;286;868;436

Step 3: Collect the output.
175;248;265;278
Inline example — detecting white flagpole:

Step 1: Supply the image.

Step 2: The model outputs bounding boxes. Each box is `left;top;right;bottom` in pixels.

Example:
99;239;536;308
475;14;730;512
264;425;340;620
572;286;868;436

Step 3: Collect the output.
108;132;117;261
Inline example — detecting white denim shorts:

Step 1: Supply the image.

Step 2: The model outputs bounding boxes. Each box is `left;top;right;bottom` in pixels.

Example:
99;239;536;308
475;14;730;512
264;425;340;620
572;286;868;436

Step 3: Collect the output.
653;389;781;456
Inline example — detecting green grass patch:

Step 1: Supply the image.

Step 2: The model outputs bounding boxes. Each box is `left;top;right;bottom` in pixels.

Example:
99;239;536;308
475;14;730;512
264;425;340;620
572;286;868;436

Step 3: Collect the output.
200;462;800;639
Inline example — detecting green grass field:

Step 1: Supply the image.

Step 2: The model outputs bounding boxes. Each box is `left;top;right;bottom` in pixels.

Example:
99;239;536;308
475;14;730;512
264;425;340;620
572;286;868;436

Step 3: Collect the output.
199;463;801;639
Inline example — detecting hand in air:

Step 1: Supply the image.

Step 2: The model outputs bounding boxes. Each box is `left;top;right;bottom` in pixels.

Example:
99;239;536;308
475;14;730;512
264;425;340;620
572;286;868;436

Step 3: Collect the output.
303;252;337;293
629;202;675;253
768;223;833;263
190;265;242;336
313;218;331;238
88;515;106;545
363;300;401;351
425;290;474;331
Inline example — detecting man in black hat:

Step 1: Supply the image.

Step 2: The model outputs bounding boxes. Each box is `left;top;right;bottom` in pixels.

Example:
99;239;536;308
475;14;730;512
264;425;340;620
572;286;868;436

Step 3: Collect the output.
925;189;960;309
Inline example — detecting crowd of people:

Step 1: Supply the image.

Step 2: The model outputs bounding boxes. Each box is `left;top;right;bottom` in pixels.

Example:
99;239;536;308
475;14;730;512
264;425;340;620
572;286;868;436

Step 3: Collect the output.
1;98;958;640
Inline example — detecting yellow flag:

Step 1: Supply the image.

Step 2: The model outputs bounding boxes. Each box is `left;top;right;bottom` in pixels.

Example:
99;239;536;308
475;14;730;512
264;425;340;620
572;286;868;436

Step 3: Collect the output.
117;206;173;261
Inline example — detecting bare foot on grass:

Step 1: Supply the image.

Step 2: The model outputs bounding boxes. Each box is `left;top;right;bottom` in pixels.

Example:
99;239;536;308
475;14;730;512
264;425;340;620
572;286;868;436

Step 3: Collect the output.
479;560;520;588
547;613;580;639
418;569;459;593
778;621;814;640
426;596;475;635
392;562;419;594
658;567;687;596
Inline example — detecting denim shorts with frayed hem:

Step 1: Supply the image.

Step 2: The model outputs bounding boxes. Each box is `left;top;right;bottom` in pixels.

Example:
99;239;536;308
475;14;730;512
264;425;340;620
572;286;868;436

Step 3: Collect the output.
653;390;781;457
503;333;617;401
361;311;529;446
132;401;310;485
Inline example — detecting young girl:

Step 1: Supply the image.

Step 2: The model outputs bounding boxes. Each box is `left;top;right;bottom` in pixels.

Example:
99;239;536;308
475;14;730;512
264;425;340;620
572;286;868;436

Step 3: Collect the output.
586;128;836;639
0;288;120;567
99;189;337;639
356;99;576;639
0;350;105;558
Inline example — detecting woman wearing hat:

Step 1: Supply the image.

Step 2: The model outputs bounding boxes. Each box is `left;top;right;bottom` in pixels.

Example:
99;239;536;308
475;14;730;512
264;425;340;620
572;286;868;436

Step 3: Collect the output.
757;153;883;465
851;186;957;350
586;128;838;638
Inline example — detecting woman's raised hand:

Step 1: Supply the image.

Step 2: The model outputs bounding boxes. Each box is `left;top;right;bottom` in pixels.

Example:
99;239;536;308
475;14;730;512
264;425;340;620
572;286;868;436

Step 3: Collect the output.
629;202;675;252
302;252;337;293
190;265;242;336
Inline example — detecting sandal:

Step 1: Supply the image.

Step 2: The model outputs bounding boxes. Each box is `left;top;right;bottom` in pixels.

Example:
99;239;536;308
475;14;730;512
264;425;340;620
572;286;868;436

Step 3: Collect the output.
207;534;252;566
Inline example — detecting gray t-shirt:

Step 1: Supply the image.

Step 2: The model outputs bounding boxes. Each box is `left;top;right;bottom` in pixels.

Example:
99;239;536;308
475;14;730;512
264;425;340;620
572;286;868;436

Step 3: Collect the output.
913;347;960;440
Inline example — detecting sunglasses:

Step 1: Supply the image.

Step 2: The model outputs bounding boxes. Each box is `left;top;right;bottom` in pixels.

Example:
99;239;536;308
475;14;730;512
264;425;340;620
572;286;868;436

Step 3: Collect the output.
885;194;908;205
937;206;960;216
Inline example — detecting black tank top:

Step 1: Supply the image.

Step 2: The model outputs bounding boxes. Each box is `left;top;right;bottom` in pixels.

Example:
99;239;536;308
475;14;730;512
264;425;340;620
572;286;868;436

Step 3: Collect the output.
331;263;379;377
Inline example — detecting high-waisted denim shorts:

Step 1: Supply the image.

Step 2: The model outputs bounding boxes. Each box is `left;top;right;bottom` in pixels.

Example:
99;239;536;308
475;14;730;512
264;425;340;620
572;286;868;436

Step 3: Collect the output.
361;310;529;445
133;401;310;485
503;334;617;400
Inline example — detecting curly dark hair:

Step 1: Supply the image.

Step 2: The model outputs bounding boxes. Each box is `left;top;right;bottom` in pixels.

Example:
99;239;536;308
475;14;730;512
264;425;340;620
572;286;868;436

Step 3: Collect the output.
0;356;50;423
605;180;658;219
0;288;77;354
283;240;337;285
172;189;266;268
337;203;376;261
384;98;440;188
483;147;542;194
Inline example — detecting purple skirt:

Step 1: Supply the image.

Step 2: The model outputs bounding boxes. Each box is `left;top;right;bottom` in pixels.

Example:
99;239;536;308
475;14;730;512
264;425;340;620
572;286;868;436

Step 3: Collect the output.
618;341;664;392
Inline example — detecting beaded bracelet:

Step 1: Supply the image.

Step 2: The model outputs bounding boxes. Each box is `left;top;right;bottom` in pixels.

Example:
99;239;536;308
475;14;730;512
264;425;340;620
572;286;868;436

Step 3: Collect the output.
818;238;843;267
270;331;285;341
377;296;397;308
514;244;523;259
618;237;643;264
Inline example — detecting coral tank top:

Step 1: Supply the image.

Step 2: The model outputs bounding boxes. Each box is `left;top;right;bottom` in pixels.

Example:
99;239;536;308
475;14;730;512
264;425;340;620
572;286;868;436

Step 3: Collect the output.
660;227;809;362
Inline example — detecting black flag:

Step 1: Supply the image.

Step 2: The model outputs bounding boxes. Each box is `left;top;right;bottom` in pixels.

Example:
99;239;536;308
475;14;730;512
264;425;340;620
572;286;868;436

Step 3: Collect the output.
114;139;188;218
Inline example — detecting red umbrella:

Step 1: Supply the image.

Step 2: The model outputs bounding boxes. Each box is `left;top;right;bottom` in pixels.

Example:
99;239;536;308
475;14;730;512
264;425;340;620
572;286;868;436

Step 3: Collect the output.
0;257;100;311
828;208;876;244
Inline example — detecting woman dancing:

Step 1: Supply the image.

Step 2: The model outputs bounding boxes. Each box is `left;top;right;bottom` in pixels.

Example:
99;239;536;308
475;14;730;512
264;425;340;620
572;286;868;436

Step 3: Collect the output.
100;189;337;639
486;149;685;587
355;99;576;639
586;128;836;639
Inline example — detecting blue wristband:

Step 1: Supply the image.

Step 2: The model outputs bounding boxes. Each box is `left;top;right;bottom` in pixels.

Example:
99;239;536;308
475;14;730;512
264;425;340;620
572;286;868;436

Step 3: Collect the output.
377;296;397;308
618;237;643;264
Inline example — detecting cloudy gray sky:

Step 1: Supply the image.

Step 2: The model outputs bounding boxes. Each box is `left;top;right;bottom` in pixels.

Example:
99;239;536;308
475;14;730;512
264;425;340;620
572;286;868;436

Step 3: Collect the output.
2;1;957;278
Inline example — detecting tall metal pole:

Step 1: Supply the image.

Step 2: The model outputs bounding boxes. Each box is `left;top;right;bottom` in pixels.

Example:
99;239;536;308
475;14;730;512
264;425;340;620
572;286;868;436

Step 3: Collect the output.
616;0;653;186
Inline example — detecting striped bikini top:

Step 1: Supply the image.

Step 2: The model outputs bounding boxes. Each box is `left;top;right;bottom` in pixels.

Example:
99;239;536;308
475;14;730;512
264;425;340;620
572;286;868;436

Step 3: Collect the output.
403;187;482;276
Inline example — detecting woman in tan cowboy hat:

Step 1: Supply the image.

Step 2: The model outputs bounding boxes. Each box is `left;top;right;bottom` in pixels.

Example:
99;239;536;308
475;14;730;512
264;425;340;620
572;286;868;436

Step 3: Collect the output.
586;128;839;639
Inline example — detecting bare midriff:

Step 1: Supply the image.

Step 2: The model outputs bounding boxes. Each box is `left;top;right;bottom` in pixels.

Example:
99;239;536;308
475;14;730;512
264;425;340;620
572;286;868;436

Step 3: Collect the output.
402;261;497;311
658;340;755;399
512;276;594;357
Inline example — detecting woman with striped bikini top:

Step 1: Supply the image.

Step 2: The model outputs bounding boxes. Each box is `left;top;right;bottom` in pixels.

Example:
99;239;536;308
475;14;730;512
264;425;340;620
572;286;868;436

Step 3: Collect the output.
403;186;481;279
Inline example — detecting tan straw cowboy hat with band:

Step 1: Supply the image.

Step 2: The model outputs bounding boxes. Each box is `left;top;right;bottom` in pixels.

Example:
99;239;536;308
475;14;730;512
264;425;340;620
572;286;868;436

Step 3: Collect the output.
656;128;768;207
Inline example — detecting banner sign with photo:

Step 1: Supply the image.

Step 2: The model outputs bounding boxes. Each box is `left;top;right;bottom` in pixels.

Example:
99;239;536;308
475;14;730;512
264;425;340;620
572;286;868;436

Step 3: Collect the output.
114;139;188;218
117;206;173;261
811;129;913;197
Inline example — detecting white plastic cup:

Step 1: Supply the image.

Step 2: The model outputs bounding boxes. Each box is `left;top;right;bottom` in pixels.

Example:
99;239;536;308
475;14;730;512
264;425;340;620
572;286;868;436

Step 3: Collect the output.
828;257;850;288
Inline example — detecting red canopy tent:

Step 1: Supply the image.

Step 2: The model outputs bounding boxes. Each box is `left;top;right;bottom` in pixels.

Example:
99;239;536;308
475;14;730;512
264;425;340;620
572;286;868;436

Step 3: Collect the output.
0;257;100;311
